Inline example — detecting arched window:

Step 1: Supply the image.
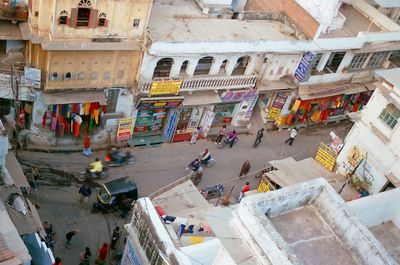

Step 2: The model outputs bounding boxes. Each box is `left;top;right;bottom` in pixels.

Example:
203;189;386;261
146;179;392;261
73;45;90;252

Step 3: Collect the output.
379;103;400;129
219;59;228;75
232;56;251;75
180;60;189;76
194;56;214;76
153;58;174;78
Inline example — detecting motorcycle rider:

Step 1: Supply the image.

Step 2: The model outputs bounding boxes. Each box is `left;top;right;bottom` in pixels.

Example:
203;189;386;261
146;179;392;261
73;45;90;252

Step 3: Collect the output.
199;149;212;165
187;158;201;176
90;158;103;174
109;148;132;165
227;130;238;148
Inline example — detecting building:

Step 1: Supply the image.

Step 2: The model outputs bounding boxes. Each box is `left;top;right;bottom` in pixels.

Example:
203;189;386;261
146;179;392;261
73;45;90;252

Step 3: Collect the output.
122;177;395;265
245;0;400;129
336;68;400;194
348;187;400;263
15;0;152;145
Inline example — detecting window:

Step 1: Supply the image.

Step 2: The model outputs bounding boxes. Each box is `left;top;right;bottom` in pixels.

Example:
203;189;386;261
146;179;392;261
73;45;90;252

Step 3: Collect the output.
194;56;214;76
50;72;59;81
324;51;346;73
90;72;98;80
389;50;400;67
103;71;111;80
64;72;72;80
59;10;68;25
367;51;390;68
77;8;91;26
219;59;228;75
133;18;140;28
349;53;369;70
78;72;85;80
98;12;107;26
232;56;251;75
310;53;323;73
153;58;174;78
179;60;189;76
379;103;400;129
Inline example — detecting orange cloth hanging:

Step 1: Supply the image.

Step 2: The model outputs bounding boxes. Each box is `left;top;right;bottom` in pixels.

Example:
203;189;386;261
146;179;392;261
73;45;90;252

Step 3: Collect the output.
92;109;100;125
84;103;90;115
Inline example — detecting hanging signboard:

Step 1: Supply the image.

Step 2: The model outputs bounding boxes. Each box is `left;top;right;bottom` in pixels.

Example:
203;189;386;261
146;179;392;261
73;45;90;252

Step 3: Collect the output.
199;109;215;137
117;118;134;140
150;79;182;96
294;51;314;82
24;67;41;88
268;92;288;120
220;89;257;103
137;97;183;109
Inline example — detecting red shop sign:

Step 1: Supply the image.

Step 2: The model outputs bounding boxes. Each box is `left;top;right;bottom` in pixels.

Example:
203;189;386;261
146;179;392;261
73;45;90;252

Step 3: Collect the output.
223;117;233;123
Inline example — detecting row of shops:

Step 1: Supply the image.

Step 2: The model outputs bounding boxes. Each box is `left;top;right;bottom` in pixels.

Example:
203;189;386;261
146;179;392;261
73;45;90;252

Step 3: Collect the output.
0;79;375;145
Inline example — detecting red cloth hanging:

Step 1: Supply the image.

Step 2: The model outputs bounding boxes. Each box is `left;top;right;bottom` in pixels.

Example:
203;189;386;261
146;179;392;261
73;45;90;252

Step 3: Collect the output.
42;111;47;128
73;121;80;138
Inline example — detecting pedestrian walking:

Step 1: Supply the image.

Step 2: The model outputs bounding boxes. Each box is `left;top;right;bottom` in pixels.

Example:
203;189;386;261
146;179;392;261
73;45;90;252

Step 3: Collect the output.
239;160;251;178
284;127;298;146
52;257;62;265
215;125;227;144
65;230;78;249
190;127;200;144
253;128;265;147
238;182;251;202
95;243;109;265
110;226;121;249
83;134;92;157
79;185;92;207
80;247;91;265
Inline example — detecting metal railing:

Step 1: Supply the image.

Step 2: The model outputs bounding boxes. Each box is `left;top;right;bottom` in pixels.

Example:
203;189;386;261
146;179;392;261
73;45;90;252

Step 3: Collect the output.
139;74;257;94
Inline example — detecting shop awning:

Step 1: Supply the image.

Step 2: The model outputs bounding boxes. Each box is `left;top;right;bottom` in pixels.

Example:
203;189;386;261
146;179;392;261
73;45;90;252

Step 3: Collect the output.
5;152;29;188
182;92;221;106
257;79;296;92
298;83;369;100
42;90;107;105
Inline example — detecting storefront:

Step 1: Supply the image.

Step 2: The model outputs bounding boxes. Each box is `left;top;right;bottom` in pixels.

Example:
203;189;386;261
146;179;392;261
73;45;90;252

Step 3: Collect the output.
38;90;107;138
133;97;183;138
171;92;220;142
282;83;373;126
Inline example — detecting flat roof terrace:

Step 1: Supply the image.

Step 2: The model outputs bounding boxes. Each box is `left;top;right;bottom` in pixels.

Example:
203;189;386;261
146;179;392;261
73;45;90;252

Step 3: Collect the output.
320;4;382;39
234;178;396;265
148;0;299;42
270;205;359;265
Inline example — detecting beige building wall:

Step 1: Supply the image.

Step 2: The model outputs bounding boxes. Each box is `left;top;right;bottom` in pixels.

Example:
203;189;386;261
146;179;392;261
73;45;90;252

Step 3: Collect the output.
28;0;151;39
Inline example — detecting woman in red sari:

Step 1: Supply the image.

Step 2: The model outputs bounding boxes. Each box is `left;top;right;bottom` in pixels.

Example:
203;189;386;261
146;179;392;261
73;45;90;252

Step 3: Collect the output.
95;243;108;264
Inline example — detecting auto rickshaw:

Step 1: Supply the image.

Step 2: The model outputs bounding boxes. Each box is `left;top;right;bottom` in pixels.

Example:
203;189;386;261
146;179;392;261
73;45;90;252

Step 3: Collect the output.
92;176;138;217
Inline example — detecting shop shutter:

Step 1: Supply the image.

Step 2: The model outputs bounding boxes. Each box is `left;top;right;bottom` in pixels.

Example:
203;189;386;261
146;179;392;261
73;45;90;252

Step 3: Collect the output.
69;8;78;28
88;9;98;28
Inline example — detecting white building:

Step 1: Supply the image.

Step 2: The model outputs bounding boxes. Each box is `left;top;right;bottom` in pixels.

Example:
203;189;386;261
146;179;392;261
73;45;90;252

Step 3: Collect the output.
122;178;395;265
348;187;400;263
131;0;400;146
336;68;400;194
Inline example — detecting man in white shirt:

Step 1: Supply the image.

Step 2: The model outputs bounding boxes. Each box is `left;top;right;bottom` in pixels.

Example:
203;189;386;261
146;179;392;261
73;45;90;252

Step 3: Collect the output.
284;127;298;146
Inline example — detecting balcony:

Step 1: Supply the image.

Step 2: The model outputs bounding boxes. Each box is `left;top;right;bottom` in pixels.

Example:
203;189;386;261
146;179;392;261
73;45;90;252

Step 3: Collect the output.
139;74;257;94
0;2;28;22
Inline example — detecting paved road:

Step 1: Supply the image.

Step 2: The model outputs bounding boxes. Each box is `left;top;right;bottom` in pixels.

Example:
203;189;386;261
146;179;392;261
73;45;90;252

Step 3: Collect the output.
21;121;353;197
22;121;353;264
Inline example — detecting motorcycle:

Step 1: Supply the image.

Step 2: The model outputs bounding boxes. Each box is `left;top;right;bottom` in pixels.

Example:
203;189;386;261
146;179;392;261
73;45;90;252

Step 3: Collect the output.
105;152;135;167
217;136;238;149
200;184;224;199
78;167;108;181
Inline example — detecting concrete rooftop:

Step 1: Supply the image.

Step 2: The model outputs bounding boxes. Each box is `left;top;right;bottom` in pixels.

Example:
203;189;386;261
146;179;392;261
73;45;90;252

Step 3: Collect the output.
232;178;396;265
148;0;299;42
320;4;382;39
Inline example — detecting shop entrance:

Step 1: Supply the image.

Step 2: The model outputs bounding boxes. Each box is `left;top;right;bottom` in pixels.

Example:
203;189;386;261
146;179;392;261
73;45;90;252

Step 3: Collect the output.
176;107;193;133
211;103;236;128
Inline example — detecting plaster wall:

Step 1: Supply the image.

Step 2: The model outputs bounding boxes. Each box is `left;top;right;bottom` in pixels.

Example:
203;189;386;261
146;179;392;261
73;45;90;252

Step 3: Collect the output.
347;188;400;228
30;0;151;39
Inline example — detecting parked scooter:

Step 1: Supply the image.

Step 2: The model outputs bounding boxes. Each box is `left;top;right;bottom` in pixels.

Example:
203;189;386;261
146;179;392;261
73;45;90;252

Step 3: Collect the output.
217;136;238;149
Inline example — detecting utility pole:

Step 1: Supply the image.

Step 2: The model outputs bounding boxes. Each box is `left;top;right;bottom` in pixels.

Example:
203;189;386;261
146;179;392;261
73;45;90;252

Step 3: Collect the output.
9;61;21;156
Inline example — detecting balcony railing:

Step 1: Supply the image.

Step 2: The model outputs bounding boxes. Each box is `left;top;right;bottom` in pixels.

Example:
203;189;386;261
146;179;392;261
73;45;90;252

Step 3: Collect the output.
0;3;28;21
139;74;257;94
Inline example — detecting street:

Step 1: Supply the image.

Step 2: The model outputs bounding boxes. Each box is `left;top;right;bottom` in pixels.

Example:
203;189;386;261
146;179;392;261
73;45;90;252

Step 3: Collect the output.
21;121;353;264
